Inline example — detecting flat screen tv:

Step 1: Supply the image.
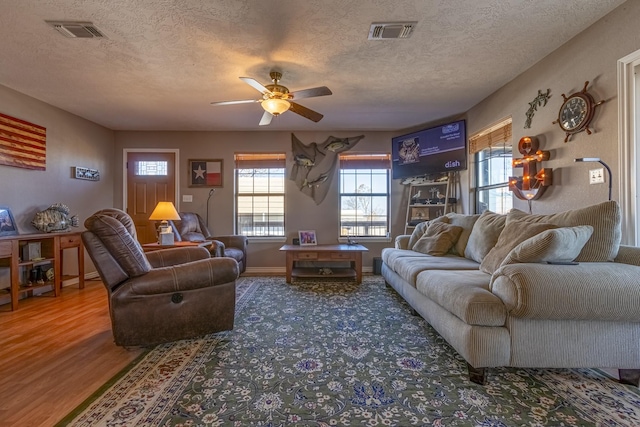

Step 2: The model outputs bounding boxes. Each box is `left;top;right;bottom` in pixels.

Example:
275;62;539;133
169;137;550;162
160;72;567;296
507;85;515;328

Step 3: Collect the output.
391;119;467;180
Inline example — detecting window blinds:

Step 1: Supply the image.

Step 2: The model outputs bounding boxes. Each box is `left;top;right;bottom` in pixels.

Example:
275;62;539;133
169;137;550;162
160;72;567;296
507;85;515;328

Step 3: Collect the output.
339;153;391;169
234;153;286;169
468;118;512;154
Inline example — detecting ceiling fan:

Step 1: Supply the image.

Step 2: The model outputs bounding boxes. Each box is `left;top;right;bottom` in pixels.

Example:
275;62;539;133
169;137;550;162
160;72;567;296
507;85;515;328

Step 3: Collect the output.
210;71;332;126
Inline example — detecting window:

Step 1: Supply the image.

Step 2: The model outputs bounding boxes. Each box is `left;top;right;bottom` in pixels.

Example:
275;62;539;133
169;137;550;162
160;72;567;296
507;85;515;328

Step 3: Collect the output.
235;153;286;237
470;118;513;214
135;161;167;176
339;153;391;238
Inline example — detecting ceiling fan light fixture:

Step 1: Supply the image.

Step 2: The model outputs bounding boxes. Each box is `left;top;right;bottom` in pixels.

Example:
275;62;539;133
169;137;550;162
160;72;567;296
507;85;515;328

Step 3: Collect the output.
262;98;291;116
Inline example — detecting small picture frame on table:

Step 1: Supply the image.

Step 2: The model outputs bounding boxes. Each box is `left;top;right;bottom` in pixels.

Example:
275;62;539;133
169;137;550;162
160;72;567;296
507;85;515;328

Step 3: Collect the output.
0;207;18;236
188;159;223;187
298;230;317;246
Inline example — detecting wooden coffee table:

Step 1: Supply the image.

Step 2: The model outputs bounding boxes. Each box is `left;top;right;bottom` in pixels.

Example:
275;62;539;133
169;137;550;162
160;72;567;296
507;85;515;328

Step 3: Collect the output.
279;244;368;284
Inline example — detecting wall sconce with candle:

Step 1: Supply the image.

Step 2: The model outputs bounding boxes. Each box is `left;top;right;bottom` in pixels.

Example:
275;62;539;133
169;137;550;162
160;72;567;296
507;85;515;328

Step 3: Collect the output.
508;136;553;201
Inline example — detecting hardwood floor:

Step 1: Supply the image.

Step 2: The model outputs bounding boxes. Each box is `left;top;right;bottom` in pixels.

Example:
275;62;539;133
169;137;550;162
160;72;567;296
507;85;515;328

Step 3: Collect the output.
0;280;144;427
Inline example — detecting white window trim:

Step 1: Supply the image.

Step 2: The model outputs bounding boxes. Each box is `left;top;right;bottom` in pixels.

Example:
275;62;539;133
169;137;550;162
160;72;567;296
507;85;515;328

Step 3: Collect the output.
617;50;640;245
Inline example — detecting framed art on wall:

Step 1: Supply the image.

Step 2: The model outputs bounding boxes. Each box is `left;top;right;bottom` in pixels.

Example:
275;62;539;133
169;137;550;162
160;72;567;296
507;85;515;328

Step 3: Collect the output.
189;159;223;187
298;230;317;246
0;207;18;236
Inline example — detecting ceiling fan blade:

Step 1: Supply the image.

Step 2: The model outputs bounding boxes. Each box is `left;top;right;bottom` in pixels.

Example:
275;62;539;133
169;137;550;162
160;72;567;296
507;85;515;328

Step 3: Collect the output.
240;77;273;95
259;110;274;126
210;99;260;106
289;101;324;122
290;86;332;100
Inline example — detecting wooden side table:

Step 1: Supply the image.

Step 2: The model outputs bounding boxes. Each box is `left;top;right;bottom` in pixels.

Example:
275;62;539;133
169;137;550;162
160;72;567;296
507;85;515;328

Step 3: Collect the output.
279;244;368;284
0;231;84;311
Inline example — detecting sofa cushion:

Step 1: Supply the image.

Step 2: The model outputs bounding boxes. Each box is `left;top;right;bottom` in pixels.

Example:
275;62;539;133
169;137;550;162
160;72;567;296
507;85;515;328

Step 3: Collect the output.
392;254;480;287
501;225;594;266
381;248;433;271
507;201;621;262
464;210;506;263
480;221;557;274
412;222;463;256
407;216;449;249
445;213;480;256
416;270;505;326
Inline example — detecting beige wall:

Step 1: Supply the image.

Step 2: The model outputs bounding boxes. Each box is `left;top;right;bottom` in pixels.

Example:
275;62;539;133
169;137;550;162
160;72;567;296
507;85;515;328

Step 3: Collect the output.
0;84;115;287
465;0;640;215
114;131;401;270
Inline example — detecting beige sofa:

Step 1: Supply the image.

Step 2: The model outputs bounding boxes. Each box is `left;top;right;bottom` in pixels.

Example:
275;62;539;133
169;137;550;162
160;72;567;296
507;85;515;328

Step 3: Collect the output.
382;201;640;385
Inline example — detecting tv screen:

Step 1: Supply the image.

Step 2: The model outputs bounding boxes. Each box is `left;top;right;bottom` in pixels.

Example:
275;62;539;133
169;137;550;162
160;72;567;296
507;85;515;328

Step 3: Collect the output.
391;119;467;180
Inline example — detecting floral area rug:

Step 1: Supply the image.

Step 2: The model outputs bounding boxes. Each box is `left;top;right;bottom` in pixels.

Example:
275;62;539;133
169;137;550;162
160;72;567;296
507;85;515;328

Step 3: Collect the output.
60;276;640;426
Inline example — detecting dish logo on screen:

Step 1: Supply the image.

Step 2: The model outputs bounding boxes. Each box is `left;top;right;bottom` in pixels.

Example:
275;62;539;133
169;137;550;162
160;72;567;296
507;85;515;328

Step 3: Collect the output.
445;160;461;168
441;123;460;134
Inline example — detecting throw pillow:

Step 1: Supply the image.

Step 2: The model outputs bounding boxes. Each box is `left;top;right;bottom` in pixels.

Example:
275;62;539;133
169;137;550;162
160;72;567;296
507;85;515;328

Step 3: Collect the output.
479;221;557;274
463;210;507;263
501;225;594;266
412;222;463;256
507;201;620;262
407;215;450;250
445;213;481;256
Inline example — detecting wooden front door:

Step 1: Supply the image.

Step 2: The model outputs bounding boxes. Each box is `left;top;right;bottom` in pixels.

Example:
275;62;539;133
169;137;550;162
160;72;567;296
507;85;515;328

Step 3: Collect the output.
126;152;177;244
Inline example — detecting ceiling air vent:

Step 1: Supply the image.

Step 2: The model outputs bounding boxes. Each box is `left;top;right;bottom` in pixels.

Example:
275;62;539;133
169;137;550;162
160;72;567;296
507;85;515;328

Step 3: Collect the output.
45;21;106;38
368;22;417;40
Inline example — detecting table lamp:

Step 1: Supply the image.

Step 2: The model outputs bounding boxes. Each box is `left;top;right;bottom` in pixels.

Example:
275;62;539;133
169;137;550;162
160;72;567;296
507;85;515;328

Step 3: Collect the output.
149;201;181;245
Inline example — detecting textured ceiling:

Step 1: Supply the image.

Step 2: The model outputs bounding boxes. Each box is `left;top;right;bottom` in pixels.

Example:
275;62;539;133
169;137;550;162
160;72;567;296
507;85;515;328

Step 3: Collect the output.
0;0;626;132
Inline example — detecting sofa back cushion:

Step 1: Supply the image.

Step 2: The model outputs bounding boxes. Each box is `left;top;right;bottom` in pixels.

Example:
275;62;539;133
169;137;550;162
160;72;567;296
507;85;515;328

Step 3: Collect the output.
464;210;506;263
480;221;557;274
407;216;449;249
412;222;463;256
507;201;621;262
445;213;480;256
501;225;594;267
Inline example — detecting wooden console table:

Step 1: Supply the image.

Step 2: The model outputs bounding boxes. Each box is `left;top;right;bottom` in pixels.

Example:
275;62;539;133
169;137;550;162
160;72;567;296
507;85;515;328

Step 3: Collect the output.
0;231;85;311
280;244;368;284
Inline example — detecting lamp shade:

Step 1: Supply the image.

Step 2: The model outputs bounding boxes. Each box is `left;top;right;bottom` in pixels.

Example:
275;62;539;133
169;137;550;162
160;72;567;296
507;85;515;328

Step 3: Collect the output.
149;201;181;221
262;98;291;116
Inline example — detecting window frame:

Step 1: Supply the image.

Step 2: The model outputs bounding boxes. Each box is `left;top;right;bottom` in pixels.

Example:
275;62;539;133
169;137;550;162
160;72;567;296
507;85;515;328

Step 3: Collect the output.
234;153;286;240
338;153;391;242
470;118;513;214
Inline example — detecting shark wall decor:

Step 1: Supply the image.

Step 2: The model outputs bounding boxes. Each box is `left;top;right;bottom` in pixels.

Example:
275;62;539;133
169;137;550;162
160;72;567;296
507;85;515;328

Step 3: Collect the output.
289;133;364;204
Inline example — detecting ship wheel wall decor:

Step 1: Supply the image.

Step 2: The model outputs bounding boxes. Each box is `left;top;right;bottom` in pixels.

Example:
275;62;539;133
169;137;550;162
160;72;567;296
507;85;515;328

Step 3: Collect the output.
552;81;605;142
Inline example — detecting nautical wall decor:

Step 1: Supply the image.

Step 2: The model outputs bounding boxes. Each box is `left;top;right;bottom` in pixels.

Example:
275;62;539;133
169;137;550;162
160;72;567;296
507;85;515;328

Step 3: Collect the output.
552;81;605;142
508;136;552;201
524;89;551;129
289;133;364;204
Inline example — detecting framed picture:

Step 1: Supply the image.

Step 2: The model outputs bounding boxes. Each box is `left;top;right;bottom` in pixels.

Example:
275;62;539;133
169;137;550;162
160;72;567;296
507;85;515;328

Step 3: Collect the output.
298;230;317;246
188;159;223;188
0;207;18;236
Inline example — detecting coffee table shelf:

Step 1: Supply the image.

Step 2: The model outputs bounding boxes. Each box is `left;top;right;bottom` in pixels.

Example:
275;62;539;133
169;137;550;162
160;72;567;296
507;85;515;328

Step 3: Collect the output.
291;267;357;279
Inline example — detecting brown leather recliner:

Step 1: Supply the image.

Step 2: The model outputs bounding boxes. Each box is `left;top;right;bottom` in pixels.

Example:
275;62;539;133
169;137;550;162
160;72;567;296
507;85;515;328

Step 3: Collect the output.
82;208;239;347
170;212;248;273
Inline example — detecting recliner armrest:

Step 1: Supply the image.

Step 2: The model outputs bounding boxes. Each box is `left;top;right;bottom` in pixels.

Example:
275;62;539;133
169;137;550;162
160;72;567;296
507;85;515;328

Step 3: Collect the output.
210;235;248;251
145;246;210;268
122;257;239;295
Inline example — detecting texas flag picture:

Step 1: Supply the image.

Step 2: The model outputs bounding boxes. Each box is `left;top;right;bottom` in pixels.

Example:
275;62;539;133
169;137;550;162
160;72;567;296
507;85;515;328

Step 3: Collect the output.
190;160;222;187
